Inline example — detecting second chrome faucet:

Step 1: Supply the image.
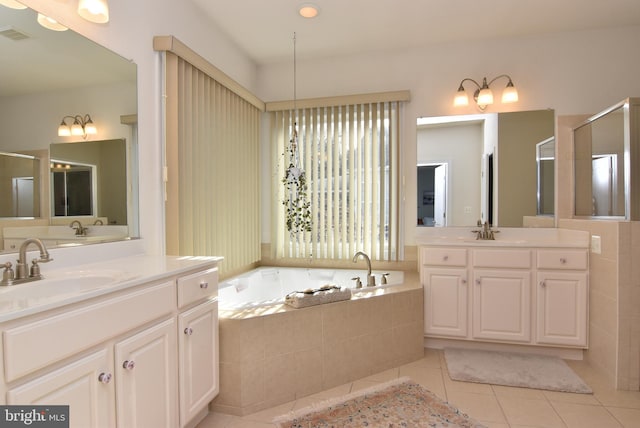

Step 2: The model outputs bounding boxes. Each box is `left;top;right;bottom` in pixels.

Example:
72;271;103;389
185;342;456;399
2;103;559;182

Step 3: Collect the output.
352;251;375;287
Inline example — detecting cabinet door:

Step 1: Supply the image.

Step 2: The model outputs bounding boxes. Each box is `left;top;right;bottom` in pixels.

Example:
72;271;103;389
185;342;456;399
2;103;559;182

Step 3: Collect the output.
178;298;219;427
115;318;178;428
536;271;588;347
472;270;531;342
422;268;468;338
7;350;114;428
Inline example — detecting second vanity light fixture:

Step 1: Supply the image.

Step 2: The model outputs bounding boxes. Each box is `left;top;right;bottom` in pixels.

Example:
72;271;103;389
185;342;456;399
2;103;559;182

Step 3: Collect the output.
0;0;109;29
453;74;519;110
58;114;98;139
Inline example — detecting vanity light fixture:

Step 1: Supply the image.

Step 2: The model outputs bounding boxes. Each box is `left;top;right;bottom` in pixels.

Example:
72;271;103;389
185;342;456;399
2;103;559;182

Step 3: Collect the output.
299;3;319;18
77;0;109;24
57;114;98;139
454;74;519;110
37;13;68;31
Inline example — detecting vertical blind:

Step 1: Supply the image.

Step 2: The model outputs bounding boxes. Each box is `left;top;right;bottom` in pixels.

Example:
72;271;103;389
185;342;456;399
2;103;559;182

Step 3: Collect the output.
270;98;402;261
162;49;262;277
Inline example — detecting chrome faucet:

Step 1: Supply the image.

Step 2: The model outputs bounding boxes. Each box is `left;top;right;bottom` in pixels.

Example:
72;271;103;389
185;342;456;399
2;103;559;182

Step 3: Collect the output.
472;220;498;240
352;251;375;286
70;220;87;236
1;238;54;285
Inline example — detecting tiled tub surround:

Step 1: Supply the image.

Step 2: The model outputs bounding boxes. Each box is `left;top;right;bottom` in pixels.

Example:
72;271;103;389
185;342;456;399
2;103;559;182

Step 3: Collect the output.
212;270;423;416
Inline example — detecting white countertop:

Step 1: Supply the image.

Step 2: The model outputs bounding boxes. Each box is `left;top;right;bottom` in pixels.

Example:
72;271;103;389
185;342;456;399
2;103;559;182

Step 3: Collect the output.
0;254;223;323
415;227;590;248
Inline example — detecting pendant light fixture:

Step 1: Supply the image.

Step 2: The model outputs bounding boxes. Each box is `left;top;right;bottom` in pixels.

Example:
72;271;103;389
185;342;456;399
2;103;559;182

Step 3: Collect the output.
77;0;109;24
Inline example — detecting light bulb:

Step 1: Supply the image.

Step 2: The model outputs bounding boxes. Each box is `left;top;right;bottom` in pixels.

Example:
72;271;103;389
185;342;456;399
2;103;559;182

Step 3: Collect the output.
37;13;68;31
502;82;519;103
453;88;469;107
77;0;109;23
84;120;97;135
477;88;494;106
58;124;71;137
71;123;84;136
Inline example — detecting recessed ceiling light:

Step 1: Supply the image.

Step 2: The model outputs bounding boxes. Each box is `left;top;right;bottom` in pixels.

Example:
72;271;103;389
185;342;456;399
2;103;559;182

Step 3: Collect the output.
299;3;319;19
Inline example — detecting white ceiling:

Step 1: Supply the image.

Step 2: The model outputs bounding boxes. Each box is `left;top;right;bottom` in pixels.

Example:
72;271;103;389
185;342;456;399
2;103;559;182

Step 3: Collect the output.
190;0;640;65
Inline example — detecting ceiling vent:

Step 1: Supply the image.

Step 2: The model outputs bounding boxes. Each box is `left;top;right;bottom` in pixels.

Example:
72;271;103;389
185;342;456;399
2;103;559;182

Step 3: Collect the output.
0;26;30;41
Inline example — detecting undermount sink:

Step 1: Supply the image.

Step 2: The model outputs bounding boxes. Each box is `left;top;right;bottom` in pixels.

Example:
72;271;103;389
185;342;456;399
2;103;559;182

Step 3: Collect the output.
0;269;140;302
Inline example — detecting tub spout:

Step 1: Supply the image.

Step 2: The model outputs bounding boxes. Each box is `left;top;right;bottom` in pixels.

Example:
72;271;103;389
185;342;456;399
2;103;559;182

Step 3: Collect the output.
352;251;375;286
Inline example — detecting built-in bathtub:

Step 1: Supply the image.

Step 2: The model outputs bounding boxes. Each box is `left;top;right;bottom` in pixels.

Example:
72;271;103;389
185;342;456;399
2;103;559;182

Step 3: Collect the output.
218;266;405;310
212;266;424;416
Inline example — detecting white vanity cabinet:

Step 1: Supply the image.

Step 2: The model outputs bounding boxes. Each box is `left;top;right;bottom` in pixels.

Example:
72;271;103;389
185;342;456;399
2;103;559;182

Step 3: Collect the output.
421;247;469;337
536;250;588;347
0;259;220;428
176;268;219;427
471;249;532;343
114;317;178;428
7;349;115;427
420;244;588;350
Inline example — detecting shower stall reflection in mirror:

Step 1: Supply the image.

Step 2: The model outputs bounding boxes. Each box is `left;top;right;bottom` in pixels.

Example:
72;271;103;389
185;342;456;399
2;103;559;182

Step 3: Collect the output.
417;162;448;227
51;160;97;217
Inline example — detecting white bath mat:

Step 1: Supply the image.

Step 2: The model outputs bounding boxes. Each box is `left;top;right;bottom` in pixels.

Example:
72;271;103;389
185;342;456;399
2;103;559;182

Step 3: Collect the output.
444;348;592;394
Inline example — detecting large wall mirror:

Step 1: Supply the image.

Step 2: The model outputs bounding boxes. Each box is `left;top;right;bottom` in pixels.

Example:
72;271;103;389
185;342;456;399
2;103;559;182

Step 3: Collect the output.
0;4;138;253
417;109;555;227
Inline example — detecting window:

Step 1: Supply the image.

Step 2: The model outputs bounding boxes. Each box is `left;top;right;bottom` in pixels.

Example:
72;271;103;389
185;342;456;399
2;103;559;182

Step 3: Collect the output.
270;92;407;261
158;43;263;277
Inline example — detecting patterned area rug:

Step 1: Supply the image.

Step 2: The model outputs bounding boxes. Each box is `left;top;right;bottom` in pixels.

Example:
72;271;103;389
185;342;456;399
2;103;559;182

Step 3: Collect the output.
273;377;486;428
444;348;592;394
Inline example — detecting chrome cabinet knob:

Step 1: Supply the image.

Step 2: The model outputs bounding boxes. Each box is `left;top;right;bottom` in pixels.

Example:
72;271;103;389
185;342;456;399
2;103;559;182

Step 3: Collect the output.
122;360;135;370
184;327;193;336
98;372;112;384
200;282;208;289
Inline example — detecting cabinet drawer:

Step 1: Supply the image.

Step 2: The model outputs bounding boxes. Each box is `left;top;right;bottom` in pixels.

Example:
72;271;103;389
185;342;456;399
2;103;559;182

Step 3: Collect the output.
473;249;531;268
4;281;176;382
537;250;588;270
421;247;467;267
177;267;218;309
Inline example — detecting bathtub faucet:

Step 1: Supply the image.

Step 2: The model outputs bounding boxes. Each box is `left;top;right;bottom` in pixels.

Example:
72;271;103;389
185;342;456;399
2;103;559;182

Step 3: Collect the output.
352;251;375;287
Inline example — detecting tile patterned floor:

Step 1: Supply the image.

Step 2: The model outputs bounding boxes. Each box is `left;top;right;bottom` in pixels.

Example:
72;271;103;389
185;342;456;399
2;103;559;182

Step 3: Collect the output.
197;349;640;428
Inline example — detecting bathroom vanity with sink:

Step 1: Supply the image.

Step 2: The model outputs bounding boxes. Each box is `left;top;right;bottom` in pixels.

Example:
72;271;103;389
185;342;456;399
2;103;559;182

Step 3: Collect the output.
417;227;590;355
0;253;222;428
